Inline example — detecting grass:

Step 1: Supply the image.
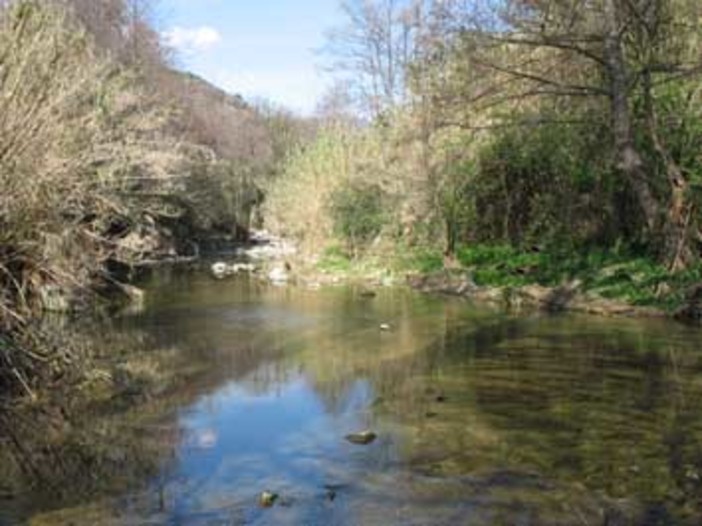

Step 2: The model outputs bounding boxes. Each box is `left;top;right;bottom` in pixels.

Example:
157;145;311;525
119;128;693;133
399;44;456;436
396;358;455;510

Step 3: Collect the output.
316;246;353;273
455;244;702;310
398;246;444;274
314;241;701;312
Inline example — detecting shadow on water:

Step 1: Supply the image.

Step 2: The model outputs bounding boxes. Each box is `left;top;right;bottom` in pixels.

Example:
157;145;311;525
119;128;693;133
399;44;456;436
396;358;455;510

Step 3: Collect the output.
3;268;702;525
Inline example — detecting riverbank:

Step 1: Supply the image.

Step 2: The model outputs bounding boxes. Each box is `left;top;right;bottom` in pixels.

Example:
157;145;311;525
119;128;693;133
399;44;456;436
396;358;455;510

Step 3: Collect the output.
407;271;666;318
246;242;702;325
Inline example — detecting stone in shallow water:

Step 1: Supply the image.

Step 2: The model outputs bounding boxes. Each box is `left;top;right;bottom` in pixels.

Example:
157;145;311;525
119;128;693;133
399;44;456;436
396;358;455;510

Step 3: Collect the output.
211;262;228;279
268;265;289;284
259;491;278;508
345;430;377;445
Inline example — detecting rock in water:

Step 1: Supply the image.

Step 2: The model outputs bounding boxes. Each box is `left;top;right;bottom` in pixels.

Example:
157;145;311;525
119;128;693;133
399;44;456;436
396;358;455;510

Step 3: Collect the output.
379;323;391;331
259;491;278;508
268;265;289;284
345;430;377;445
232;263;255;273
674;283;702;324
211;262;228;279
360;289;377;298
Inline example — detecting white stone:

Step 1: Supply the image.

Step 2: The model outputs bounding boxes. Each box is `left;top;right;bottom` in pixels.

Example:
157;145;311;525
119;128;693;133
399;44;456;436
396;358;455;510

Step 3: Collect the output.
211;262;228;278
232;263;255;273
268;265;289;284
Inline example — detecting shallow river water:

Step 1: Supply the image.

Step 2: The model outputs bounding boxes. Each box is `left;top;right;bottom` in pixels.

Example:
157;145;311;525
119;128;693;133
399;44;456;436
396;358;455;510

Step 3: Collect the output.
5;269;702;525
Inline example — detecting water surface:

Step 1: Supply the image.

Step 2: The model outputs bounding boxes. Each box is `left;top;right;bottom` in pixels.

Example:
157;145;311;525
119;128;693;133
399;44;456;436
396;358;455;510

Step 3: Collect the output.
6;270;702;525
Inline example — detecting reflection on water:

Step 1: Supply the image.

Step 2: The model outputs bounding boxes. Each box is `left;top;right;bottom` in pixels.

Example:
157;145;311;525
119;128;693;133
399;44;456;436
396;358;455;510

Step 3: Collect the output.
4;269;702;525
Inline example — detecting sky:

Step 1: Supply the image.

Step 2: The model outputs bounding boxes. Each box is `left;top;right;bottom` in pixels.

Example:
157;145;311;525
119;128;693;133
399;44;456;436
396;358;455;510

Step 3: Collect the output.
160;0;342;115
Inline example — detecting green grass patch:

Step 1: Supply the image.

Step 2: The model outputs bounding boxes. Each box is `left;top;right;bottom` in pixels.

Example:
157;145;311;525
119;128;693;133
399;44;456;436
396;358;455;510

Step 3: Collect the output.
313;241;701;312
456;244;701;311
316;245;353;273
397;246;444;273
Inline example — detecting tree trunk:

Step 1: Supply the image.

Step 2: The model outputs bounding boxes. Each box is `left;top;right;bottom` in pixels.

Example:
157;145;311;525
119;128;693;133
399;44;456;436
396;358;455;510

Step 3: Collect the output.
602;0;660;236
643;72;695;270
445;216;457;258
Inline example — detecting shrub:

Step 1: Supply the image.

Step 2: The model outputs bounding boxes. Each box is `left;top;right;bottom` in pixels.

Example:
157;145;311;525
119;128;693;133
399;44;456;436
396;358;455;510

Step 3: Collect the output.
330;182;386;257
470;114;618;248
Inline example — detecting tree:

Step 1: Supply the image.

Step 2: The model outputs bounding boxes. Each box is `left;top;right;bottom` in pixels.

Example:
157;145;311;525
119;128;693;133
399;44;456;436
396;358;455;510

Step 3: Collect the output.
420;0;702;266
324;0;431;118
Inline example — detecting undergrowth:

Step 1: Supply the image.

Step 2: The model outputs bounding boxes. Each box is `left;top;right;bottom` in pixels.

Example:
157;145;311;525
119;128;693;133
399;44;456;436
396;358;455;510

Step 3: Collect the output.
316;242;701;312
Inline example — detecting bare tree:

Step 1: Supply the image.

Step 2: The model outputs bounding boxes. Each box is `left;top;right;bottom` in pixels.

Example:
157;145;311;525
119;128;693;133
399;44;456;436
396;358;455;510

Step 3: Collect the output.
324;0;430;117
315;79;358;125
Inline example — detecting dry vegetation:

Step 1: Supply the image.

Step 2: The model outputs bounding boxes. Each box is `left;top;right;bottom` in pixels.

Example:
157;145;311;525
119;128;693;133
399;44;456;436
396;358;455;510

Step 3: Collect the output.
0;0;311;400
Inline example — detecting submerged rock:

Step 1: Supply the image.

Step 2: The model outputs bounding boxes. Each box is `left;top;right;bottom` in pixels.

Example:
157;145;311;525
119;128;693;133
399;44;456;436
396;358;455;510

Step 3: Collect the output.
425;386;446;403
345;430;377;445
259;491;278;508
268;265;289;284
674;283;702;324
359;289;377;298
112;282;146;315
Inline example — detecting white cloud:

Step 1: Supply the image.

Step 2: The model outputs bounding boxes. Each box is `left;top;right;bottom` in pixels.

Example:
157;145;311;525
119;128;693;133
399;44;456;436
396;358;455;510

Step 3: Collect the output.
162;26;222;54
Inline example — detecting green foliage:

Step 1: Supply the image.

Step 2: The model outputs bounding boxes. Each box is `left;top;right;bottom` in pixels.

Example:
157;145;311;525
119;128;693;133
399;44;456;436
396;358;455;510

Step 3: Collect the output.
402;246;445;273
458;245;542;287
436;158;475;255
637;80;702;218
317;245;353;272
330;182;387;256
471;116;617;247
455;243;702;310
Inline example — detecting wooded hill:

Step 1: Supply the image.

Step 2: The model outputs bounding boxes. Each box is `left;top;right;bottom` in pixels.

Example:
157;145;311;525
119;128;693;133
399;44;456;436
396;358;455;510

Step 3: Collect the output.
0;0;308;399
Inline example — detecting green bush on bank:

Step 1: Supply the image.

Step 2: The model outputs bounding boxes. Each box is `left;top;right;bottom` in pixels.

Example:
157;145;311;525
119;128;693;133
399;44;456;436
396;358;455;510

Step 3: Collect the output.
317;246;353;273
330;182;387;256
400;246;445;274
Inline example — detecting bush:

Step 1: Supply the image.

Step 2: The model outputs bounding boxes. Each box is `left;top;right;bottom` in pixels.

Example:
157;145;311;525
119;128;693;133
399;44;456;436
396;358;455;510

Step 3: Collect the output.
400;246;444;273
330;182;386;256
470;114;619;248
317;245;353;272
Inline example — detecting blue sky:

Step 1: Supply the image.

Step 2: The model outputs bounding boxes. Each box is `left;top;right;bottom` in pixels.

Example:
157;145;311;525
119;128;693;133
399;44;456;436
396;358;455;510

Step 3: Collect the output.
161;0;342;115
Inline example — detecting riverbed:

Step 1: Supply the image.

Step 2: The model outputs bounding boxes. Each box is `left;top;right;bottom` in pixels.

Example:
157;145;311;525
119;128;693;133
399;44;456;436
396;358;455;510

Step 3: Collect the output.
4;268;702;525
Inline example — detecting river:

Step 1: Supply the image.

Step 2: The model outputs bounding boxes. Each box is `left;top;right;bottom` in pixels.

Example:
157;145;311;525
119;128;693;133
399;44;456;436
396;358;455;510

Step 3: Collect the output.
3;268;702;525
